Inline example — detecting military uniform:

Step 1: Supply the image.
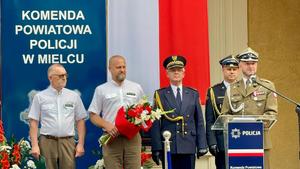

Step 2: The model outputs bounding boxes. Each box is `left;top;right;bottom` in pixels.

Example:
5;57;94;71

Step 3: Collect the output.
205;82;227;169
205;55;239;169
221;47;278;169
221;77;278;147
150;55;207;169
151;86;207;169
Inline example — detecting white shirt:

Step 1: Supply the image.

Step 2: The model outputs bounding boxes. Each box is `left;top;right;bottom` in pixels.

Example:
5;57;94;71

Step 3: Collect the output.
171;84;182;100
28;86;87;137
88;79;144;124
223;80;230;88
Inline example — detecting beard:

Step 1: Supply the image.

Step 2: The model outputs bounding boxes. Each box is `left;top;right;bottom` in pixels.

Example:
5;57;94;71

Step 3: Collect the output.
116;73;126;82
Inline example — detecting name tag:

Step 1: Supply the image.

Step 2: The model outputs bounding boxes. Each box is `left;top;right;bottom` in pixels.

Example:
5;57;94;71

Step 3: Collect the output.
126;92;137;98
64;102;74;109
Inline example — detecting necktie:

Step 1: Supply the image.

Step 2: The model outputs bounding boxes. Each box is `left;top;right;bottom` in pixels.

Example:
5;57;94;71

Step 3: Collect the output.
176;87;182;108
246;79;251;93
246;79;251;87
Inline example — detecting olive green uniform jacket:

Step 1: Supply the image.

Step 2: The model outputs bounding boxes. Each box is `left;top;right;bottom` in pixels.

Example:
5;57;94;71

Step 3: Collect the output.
221;77;278;149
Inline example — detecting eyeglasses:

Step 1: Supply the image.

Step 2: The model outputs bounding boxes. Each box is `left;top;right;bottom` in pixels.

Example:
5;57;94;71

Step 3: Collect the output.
52;73;68;79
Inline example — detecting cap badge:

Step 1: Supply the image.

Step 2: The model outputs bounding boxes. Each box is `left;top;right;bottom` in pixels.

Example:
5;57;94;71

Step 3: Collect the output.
172;56;177;61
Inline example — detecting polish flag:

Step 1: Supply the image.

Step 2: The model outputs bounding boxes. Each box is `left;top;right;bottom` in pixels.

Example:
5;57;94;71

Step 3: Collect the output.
107;0;210;104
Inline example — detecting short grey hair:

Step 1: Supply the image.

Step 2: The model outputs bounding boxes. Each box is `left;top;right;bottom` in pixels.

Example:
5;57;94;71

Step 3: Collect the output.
47;64;65;76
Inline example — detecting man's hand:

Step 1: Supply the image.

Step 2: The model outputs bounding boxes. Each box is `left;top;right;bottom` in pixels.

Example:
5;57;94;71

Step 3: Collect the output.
209;145;218;156
30;145;40;159
197;148;208;159
152;151;161;165
104;121;119;138
75;143;85;157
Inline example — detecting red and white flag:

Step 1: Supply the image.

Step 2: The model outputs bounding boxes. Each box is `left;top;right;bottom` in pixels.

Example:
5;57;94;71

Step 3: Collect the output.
107;0;210;104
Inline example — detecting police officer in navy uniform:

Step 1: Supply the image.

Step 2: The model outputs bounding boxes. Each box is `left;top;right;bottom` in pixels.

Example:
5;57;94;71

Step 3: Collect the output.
221;48;278;169
150;55;208;169
205;55;240;169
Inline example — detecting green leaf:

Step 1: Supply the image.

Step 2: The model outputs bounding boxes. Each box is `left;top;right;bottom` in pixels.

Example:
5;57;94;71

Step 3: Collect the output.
34;155;46;169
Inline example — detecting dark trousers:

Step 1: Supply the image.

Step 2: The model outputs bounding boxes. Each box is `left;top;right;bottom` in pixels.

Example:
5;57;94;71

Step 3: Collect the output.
215;151;226;169
162;154;195;169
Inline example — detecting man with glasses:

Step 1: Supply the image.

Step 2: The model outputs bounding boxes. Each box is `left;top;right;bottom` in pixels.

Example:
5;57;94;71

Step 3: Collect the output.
28;63;87;169
150;55;208;169
221;48;278;169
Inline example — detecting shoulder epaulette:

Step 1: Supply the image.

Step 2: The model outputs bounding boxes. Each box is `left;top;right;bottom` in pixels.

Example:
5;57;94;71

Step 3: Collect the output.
157;87;167;92
232;79;242;88
212;82;223;88
186;86;197;91
260;78;272;83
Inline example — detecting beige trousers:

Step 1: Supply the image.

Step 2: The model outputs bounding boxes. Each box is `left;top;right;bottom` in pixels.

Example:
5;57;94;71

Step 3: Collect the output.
39;135;75;169
103;133;141;169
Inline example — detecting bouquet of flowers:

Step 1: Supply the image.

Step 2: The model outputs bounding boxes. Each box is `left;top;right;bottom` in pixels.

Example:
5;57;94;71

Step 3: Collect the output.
99;97;173;146
0;120;46;169
88;149;105;169
88;159;104;169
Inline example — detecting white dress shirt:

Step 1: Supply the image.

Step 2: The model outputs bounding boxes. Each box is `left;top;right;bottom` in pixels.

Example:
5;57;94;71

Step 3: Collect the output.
28;86;87;137
171;84;182;99
223;80;231;89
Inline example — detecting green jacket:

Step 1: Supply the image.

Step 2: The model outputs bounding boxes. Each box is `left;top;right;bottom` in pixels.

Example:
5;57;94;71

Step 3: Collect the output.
221;77;278;149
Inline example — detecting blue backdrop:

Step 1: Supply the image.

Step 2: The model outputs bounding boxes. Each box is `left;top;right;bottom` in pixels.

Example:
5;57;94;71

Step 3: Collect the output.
1;0;106;168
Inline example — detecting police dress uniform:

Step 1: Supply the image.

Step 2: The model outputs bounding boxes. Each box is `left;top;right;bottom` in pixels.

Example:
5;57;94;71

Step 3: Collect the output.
205;55;239;169
150;55;207;169
221;48;278;169
151;86;207;169
205;82;227;169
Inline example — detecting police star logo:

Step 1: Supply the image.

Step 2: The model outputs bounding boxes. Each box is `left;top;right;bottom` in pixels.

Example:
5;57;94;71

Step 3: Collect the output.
231;128;241;139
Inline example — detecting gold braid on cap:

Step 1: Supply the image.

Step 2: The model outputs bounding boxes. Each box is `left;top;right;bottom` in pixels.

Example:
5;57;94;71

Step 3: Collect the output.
209;88;222;116
166;60;184;68
155;91;185;135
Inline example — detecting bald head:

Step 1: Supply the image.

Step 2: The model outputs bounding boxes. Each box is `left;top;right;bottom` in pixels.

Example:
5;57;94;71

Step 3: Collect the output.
109;55;126;68
108;55;127;85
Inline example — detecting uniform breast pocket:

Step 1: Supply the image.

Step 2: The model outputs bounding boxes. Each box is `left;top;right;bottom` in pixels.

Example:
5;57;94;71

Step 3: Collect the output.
230;95;243;111
125;94;137;104
64;103;75;118
231;95;243;103
216;96;224;104
41;104;56;114
254;94;266;101
105;93;118;100
253;94;267;109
